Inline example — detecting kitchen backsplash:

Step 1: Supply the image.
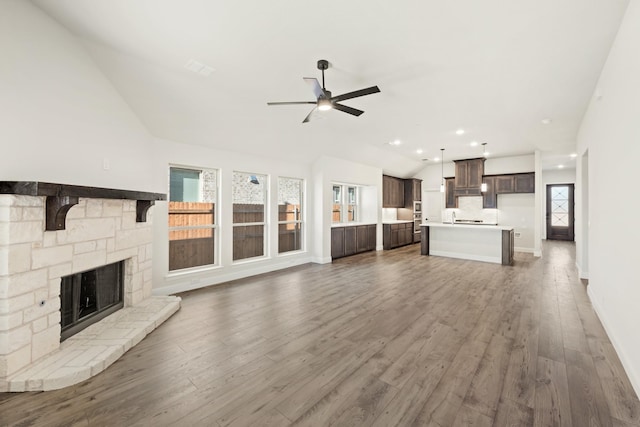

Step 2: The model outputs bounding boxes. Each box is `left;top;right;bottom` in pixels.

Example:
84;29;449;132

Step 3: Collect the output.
443;196;498;224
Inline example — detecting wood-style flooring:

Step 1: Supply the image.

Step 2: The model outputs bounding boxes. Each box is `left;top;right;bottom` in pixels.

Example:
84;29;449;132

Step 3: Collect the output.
1;241;639;426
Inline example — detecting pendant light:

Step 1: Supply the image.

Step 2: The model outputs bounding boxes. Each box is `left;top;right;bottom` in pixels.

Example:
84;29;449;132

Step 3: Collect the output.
480;143;488;192
440;148;445;193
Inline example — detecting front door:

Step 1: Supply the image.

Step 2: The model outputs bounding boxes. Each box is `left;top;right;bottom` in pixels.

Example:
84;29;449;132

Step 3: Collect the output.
546;184;575;241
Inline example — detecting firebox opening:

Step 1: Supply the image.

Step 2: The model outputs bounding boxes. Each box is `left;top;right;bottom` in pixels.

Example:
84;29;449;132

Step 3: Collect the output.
60;261;124;341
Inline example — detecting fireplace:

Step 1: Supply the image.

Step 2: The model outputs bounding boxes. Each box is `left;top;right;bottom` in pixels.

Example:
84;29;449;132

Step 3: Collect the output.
60;261;124;341
1;181;181;392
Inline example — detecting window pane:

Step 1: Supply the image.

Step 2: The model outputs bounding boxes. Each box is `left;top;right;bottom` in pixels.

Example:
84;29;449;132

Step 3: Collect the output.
169;167;217;271
278;177;304;254
233;225;264;260
279;223;302;253
332;185;342;223
233;172;266;224
347;205;356;222
169;231;215;270
278;177;302;218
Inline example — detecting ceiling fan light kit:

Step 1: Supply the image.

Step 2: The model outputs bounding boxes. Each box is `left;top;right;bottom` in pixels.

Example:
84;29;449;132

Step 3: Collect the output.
267;59;380;123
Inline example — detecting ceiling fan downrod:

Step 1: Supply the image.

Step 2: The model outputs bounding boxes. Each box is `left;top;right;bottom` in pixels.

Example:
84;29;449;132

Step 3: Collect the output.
318;59;329;90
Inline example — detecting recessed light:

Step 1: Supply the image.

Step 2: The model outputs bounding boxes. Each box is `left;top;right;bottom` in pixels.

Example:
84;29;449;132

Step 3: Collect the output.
455;129;465;135
570;153;577;158
541;118;552;125
416;149;423;154
388;140;401;146
433;157;440;162
470;141;478;147
558;164;564;169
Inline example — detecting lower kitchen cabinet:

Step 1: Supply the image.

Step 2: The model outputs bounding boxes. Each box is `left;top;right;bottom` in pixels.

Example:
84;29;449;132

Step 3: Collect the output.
383;222;414;250
331;224;376;259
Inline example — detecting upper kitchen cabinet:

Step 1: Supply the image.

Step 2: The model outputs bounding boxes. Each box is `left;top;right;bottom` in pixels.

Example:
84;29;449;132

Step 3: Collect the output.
454;158;485;196
482;176;497;208
403;178;422;208
493;172;535;194
514;173;535;193
445;177;457;208
383;175;405;208
495;175;515;193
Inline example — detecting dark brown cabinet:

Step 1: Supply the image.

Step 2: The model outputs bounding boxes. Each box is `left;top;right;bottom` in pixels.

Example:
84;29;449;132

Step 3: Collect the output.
403;178;422;208
383;222;413;250
344;226;357;257
495;175;515;193
331;224;376;259
445;177;457;209
383;175;404;208
481;172;535;208
482;176;496;208
514;173;535;193
331;227;345;258
454;158;484;196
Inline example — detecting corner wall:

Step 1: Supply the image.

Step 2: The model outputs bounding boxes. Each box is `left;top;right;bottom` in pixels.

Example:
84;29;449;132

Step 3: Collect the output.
576;0;640;395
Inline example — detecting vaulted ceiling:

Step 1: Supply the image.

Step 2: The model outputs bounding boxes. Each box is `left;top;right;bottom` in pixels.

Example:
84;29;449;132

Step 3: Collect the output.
33;0;629;176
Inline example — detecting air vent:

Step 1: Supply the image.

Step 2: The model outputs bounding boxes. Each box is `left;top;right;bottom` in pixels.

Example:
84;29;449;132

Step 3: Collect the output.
184;59;215;76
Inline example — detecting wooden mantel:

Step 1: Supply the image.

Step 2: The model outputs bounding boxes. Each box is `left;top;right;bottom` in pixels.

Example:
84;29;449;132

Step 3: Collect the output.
0;181;166;230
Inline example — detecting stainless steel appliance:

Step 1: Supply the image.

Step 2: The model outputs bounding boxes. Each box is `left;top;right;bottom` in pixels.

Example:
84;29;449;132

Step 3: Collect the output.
413;203;422;241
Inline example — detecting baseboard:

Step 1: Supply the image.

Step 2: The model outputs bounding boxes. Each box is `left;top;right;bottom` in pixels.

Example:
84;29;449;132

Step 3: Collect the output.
576;261;589;279
587;286;640;398
515;247;534;253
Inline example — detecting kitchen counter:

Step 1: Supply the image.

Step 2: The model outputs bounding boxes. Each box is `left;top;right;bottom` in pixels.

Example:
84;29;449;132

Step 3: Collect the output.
382;220;413;224
424;221;513;231
331;222;377;228
421;222;514;265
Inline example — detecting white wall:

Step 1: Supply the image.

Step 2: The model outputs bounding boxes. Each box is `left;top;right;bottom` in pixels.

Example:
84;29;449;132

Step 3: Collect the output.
576;1;640;395
151;137;314;295
541;168;576;239
0;1;156;192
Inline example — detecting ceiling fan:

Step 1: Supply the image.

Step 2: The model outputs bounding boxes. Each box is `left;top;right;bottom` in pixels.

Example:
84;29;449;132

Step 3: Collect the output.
267;59;381;123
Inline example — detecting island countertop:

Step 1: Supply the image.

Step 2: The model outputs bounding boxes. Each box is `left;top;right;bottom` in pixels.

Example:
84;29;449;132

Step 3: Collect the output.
421;221;514;231
421;222;514;265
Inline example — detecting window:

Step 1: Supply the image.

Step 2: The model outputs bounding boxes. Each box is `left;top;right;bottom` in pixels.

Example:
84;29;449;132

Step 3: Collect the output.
233;171;267;261
332;184;359;224
278;177;303;253
168;167;217;271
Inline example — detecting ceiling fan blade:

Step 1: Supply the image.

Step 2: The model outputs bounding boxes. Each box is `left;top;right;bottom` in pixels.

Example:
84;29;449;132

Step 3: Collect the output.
267;101;316;105
331;86;380;103
302;108;317;123
303;77;326;99
332;103;364;117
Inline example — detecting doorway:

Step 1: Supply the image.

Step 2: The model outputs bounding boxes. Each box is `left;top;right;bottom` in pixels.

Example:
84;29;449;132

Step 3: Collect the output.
546;184;575;241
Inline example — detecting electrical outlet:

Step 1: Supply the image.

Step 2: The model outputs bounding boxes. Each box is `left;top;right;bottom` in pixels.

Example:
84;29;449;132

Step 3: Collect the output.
515;232;521;238
103;158;110;170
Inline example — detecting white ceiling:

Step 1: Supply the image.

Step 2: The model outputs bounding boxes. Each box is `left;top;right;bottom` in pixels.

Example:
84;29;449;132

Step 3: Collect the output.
32;0;629;176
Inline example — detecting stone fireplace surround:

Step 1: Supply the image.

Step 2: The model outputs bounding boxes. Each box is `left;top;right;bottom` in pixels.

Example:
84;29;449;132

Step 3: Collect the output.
0;182;180;391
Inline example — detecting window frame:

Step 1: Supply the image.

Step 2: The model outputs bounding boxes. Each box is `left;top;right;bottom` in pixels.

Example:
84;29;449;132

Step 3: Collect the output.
232;171;268;262
332;183;360;224
168;165;219;272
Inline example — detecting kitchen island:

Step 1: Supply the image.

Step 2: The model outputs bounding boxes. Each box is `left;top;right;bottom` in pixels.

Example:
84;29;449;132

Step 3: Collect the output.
420;222;514;265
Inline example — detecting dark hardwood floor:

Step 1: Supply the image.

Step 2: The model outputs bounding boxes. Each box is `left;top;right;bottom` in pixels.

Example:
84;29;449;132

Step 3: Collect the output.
1;241;639;426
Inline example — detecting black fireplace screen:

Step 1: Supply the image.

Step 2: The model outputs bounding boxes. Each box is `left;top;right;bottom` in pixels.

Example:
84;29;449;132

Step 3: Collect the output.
60;261;124;341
